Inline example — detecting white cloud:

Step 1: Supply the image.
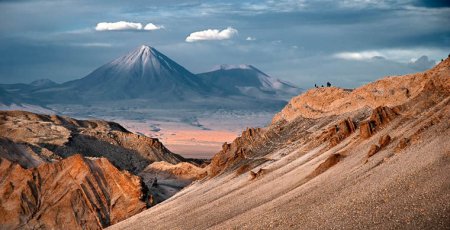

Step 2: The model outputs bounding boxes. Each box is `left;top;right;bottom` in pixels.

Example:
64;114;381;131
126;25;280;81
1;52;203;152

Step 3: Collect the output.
246;36;256;41
333;51;383;60
333;48;447;62
95;21;143;31
95;21;164;31
186;27;238;42
144;23;164;30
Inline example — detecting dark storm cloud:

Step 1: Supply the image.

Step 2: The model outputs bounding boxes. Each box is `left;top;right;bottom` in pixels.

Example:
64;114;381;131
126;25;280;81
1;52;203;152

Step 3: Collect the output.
0;0;448;87
414;0;450;8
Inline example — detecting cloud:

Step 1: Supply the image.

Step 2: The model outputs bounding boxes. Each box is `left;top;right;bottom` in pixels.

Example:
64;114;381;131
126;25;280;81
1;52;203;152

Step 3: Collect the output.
186;27;238;42
246;36;256;41
414;0;450;8
408;55;436;70
95;21;164;31
333;51;383;60
143;23;164;30
332;48;446;62
95;21;143;31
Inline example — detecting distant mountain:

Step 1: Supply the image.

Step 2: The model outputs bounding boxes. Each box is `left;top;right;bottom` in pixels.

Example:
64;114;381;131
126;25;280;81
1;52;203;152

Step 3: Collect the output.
198;64;301;100
0;88;18;105
0;45;301;111
30;45;211;102
0;79;59;105
29;78;58;88
1;79;57;91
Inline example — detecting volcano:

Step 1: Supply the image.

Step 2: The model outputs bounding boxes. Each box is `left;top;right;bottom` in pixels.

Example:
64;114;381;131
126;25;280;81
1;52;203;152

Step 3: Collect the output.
59;45;209;101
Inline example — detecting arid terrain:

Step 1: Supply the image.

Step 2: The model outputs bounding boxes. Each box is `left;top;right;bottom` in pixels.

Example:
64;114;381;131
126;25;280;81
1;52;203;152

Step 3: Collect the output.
109;58;450;229
0;111;205;229
1;58;449;230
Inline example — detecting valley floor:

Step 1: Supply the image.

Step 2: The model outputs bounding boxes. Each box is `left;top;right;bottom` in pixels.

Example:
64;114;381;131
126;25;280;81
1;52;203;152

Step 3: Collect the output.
114;111;273;158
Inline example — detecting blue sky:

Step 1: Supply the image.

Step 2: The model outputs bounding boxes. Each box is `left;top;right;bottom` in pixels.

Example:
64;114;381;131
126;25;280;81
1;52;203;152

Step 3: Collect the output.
0;0;449;88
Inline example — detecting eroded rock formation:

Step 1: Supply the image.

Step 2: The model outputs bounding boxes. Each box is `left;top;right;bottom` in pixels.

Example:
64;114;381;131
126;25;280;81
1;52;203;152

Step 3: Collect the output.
319;117;357;147
208;127;263;176
0;110;184;173
0;154;147;230
0;111;198;229
360;106;399;139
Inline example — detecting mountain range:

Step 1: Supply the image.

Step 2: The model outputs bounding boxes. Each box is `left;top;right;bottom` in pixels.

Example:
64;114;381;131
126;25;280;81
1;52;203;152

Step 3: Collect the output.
0;45;301;110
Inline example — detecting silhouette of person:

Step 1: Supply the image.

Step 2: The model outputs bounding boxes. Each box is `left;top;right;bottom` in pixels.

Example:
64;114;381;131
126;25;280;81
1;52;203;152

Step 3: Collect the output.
314;84;318;88
327;82;331;87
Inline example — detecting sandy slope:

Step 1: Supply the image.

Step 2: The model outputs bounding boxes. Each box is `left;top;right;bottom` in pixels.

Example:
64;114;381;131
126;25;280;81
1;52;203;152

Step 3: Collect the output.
109;58;450;229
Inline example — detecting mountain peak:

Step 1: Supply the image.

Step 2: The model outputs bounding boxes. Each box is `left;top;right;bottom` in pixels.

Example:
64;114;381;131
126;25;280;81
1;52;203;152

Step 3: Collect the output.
68;45;208;101
114;45;159;67
138;45;155;53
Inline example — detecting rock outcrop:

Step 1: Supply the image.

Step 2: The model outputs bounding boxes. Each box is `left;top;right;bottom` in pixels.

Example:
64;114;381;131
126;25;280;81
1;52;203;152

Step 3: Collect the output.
0;155;147;230
308;153;343;178
0;110;185;173
0;111;202;229
378;134;391;148
208;127;263;176
320;117;357;147
367;144;380;157
360;106;399;139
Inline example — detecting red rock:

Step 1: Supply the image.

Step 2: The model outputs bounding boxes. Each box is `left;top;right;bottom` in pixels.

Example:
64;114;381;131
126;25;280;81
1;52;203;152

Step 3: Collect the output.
367;144;380;157
209;128;263;176
329;118;356;146
378;135;392;148
395;138;411;153
0;155;147;230
360;107;398;139
308;154;343;179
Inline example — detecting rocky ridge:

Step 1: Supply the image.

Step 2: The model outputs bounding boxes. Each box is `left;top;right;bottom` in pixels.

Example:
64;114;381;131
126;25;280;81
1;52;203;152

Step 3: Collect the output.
207;58;450;177
0;110;184;173
110;58;450;229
